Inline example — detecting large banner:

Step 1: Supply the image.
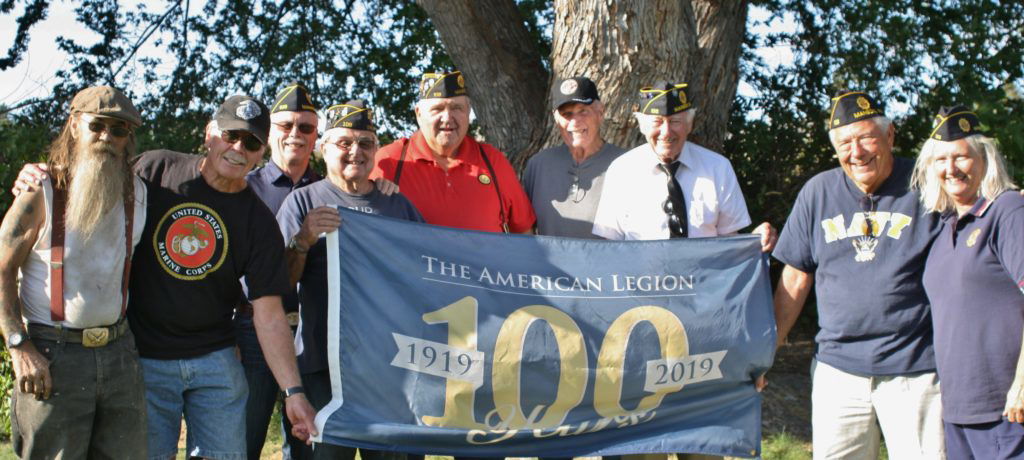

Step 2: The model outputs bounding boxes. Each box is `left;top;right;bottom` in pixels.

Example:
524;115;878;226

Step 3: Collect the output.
314;208;775;458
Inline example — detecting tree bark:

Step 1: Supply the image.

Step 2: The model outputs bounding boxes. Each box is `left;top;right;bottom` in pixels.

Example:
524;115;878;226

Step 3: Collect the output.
419;0;748;171
550;0;697;153
690;0;748;153
416;0;550;169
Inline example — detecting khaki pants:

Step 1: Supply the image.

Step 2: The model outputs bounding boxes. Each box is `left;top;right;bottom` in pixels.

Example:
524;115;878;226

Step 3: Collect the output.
811;360;945;460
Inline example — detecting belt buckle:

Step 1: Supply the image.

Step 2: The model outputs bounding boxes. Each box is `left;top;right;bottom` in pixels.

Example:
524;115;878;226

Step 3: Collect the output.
82;327;110;347
286;312;300;327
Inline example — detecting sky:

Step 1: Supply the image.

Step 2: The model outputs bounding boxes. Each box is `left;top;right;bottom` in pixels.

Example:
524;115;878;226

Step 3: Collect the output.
0;2;795;111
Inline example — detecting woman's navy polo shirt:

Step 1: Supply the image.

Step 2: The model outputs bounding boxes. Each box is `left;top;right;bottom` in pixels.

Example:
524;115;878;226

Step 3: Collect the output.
923;191;1024;424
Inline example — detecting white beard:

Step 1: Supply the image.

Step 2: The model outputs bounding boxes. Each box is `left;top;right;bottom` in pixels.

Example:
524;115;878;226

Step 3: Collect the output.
64;141;127;241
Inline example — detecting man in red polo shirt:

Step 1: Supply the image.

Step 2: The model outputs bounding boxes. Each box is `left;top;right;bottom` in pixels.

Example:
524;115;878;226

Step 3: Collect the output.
371;70;535;234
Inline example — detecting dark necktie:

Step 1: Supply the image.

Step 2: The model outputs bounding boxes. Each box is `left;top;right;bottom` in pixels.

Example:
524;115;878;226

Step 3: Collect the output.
657;161;688;238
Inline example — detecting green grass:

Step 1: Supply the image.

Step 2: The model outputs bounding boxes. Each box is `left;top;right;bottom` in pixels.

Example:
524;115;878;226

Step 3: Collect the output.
760;432;811;460
0;411;889;460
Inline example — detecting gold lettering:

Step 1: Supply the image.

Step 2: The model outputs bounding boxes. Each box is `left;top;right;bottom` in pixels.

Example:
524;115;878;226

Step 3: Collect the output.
887;213;913;239
492;306;588;429
593;307;688;418
421;297;485;429
821;214;847;243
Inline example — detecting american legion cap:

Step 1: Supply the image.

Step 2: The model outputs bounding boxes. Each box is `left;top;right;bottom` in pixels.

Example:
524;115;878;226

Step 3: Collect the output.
828;90;884;130
636;82;693;116
324;99;376;132
929;105;982;141
551;77;600;110
419;71;468;100
213;95;271;146
270;82;318;114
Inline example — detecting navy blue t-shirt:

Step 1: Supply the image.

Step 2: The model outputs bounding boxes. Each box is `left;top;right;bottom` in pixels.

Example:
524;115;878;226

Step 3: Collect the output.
773;157;941;375
923;191;1024;424
277;180;425;374
244;161;321;313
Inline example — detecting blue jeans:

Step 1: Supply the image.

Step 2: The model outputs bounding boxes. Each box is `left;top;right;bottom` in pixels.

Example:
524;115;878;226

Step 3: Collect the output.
235;312;285;459
141;346;248;460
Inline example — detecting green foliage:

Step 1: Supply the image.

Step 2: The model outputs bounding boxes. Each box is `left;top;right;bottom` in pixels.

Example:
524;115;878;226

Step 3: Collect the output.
0;348;11;441
0;112;49;213
732;0;1024;229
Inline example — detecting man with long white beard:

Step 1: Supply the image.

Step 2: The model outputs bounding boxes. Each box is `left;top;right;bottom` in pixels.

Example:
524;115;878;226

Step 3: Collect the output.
11;94;320;459
0;86;148;458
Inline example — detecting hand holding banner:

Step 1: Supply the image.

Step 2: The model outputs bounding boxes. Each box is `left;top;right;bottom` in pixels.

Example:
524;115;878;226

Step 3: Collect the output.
315;208;775;458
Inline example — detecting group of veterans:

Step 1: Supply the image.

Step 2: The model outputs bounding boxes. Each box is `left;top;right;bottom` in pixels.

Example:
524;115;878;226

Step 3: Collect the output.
0;65;1019;460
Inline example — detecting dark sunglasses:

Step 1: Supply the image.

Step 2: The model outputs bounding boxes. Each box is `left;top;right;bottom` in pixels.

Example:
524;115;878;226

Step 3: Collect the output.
273;121;317;135
220;130;263;152
87;121;131;138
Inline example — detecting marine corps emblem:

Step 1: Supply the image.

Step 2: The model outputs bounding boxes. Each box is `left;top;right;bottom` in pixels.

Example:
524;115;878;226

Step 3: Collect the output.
966;228;981;247
154;203;228;280
457;74;465;88
959;117;971;132
560;79;578;95
856;96;871;110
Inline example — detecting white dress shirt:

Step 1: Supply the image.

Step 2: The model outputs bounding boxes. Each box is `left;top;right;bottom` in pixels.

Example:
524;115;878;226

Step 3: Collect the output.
592;142;751;240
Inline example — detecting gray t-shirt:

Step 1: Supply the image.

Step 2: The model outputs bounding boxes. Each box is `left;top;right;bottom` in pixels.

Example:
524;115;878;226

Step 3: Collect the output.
277;180;425;373
522;142;625;238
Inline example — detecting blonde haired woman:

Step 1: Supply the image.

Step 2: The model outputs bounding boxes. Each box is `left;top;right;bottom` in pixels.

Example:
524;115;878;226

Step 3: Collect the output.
913;105;1024;459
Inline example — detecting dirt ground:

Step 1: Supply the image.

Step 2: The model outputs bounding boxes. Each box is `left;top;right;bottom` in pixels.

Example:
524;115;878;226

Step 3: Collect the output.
760;339;815;442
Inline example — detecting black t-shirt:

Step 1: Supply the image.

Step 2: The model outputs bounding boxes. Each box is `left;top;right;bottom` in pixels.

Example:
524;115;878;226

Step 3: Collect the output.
277;179;424;373
129;150;290;359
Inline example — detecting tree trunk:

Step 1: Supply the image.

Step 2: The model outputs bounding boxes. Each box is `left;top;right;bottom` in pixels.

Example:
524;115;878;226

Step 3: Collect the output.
419;0;748;171
416;0;550;169
550;0;697;153
690;1;748;153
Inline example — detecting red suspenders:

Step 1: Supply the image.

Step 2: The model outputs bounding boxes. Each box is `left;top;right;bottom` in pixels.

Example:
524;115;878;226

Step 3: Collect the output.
49;182;135;321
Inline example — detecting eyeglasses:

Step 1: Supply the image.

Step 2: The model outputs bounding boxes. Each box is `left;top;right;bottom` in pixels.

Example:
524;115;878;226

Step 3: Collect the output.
220;130;263;152
645;116;688;130
273;121;317;135
87;121;131;138
326;137;377;152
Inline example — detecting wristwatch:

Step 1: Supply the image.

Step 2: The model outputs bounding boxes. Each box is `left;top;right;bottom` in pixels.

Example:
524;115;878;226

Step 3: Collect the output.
6;331;27;349
287;236;309;254
284;386;305;398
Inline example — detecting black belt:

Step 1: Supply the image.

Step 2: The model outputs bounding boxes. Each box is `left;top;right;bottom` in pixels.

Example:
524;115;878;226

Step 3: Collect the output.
27;317;130;347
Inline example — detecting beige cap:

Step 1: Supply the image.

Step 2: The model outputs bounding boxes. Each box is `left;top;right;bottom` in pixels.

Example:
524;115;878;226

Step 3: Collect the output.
69;86;142;126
